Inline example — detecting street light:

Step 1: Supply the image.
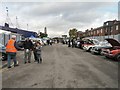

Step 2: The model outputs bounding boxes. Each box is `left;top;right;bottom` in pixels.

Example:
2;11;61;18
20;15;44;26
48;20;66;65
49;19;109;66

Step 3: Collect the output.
27;24;28;30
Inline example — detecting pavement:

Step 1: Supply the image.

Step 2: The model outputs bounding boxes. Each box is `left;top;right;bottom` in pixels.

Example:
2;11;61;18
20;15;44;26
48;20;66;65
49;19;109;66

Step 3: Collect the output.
2;43;118;88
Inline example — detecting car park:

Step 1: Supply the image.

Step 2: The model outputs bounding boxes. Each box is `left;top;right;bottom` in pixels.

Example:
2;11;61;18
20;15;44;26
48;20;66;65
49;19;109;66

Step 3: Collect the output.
101;38;120;61
91;41;112;55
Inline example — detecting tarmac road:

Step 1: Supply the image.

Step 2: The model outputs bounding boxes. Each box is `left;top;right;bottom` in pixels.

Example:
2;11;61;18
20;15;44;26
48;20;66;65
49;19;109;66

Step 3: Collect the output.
2;43;118;88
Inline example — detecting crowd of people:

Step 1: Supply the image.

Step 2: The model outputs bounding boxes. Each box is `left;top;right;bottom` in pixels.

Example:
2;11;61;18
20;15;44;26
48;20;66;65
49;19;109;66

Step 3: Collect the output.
62;39;84;49
5;36;81;69
6;35;43;68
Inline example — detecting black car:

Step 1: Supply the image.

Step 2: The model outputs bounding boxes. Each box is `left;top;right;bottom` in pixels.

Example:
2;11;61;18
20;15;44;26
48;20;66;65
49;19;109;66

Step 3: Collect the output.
16;40;25;49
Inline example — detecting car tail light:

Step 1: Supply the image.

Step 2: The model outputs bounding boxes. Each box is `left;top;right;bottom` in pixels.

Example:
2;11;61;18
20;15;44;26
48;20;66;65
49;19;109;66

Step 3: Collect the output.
109;51;113;54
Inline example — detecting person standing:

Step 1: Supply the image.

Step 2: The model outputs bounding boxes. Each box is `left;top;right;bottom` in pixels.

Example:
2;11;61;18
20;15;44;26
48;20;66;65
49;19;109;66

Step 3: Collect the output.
50;39;52;45
33;41;37;62
68;39;71;47
34;41;42;63
71;39;74;48
23;38;33;64
47;40;50;45
6;35;21;68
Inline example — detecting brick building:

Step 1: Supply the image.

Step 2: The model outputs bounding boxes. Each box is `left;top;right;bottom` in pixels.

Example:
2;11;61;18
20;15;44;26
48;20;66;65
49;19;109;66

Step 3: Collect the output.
77;20;120;41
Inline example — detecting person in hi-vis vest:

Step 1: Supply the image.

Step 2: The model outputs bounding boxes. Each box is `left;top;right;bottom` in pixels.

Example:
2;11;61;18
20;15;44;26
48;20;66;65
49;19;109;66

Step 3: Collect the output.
6;35;22;68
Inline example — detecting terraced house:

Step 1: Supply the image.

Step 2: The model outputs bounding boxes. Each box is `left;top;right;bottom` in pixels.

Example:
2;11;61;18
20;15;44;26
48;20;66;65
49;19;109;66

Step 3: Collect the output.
78;20;120;41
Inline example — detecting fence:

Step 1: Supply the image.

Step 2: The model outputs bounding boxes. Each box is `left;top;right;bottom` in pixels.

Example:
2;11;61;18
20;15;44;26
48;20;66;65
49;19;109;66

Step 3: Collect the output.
86;34;120;42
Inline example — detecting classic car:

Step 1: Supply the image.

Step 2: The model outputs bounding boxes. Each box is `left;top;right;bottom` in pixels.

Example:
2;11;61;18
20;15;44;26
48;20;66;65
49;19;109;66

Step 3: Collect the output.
101;38;120;61
82;39;99;51
91;41;112;55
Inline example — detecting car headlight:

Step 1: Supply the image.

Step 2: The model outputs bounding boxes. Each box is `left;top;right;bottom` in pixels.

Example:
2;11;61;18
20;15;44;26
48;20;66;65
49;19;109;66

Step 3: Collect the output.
95;48;99;50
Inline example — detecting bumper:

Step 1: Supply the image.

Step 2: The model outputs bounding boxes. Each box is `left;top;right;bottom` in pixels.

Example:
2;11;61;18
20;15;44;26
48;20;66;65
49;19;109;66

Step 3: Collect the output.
83;46;89;51
91;49;99;54
101;52;115;58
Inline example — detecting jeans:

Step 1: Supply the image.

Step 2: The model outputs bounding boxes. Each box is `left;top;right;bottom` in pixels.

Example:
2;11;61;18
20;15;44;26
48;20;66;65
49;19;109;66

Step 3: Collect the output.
7;52;16;67
24;49;32;63
33;51;37;61
36;54;42;63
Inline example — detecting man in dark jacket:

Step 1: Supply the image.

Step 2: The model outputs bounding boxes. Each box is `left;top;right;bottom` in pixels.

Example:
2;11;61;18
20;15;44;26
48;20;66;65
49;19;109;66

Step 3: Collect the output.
23;38;33;64
68;39;71;47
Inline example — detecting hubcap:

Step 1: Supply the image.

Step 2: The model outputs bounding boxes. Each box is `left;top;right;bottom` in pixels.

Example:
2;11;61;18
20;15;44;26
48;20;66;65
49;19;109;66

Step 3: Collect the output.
117;55;120;61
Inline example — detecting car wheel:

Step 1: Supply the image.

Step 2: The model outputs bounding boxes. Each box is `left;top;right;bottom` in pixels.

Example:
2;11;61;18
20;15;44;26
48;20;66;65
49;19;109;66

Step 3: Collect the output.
105;56;110;59
89;47;92;52
115;54;120;61
99;50;102;55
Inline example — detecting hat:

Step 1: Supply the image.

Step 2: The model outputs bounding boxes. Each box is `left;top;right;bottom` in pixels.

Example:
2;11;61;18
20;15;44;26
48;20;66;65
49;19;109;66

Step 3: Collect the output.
11;35;16;38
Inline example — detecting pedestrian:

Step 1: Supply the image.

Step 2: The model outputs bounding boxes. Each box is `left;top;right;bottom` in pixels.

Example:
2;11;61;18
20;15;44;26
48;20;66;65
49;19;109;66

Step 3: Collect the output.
6;35;22;68
57;39;59;43
33;41;37;62
23;38;33;64
71;39;74;48
34;41;42;63
50;39;52;45
47;40;50;45
68;39;71;47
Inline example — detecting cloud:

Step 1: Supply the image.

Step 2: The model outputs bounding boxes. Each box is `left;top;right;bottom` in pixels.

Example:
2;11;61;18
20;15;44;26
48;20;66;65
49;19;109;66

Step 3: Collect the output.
0;2;118;37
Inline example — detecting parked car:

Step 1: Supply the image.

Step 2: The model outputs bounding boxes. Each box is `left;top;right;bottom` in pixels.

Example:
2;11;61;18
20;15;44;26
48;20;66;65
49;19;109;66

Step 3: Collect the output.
91;41;112;55
83;39;99;51
101;38;120;61
42;39;47;45
16;40;25;49
74;40;80;48
0;43;7;61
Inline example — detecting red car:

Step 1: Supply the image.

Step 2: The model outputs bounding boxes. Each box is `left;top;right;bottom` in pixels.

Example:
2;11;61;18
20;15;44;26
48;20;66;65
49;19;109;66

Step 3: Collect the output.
101;38;120;61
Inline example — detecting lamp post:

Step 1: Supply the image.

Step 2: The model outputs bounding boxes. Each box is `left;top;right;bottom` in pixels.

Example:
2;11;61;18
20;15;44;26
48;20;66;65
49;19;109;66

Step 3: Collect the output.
27;24;28;30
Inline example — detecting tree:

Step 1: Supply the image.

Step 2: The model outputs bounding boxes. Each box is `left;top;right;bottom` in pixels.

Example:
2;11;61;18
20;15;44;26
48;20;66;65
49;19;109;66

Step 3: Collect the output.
69;28;78;39
39;32;48;38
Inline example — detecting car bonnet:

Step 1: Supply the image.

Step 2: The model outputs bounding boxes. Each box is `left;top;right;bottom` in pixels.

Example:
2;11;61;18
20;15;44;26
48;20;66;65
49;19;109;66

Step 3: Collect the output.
105;38;120;46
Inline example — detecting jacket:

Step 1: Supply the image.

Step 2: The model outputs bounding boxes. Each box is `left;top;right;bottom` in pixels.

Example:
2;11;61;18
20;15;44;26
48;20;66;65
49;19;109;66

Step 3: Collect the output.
6;39;17;53
23;40;33;49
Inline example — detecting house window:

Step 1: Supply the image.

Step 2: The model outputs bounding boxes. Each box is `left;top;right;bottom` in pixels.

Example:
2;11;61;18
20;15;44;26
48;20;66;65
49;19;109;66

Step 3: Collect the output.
101;29;102;33
111;26;113;32
116;25;118;30
106;28;108;32
91;32;93;35
97;30;99;34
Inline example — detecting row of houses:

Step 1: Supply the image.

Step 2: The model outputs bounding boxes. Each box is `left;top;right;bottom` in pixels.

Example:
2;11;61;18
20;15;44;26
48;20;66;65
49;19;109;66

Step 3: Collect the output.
77;20;120;41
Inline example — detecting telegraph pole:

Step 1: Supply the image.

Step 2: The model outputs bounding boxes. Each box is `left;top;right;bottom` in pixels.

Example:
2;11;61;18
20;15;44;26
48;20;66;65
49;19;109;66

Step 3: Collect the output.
16;16;19;28
27;24;28;30
6;7;9;24
5;7;14;27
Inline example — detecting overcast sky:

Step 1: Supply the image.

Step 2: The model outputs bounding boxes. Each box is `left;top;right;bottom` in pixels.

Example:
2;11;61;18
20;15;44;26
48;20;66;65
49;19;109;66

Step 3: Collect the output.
0;2;118;37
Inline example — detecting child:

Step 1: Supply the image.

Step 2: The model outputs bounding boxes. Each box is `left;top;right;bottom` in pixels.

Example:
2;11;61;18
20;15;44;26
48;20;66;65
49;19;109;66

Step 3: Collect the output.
35;41;42;63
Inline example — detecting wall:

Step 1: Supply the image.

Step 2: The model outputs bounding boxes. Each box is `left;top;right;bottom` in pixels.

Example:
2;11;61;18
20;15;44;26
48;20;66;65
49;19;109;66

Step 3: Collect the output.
86;34;120;42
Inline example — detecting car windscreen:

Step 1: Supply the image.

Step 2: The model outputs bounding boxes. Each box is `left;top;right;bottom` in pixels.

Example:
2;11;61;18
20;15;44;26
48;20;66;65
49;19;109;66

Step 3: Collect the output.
100;40;112;46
